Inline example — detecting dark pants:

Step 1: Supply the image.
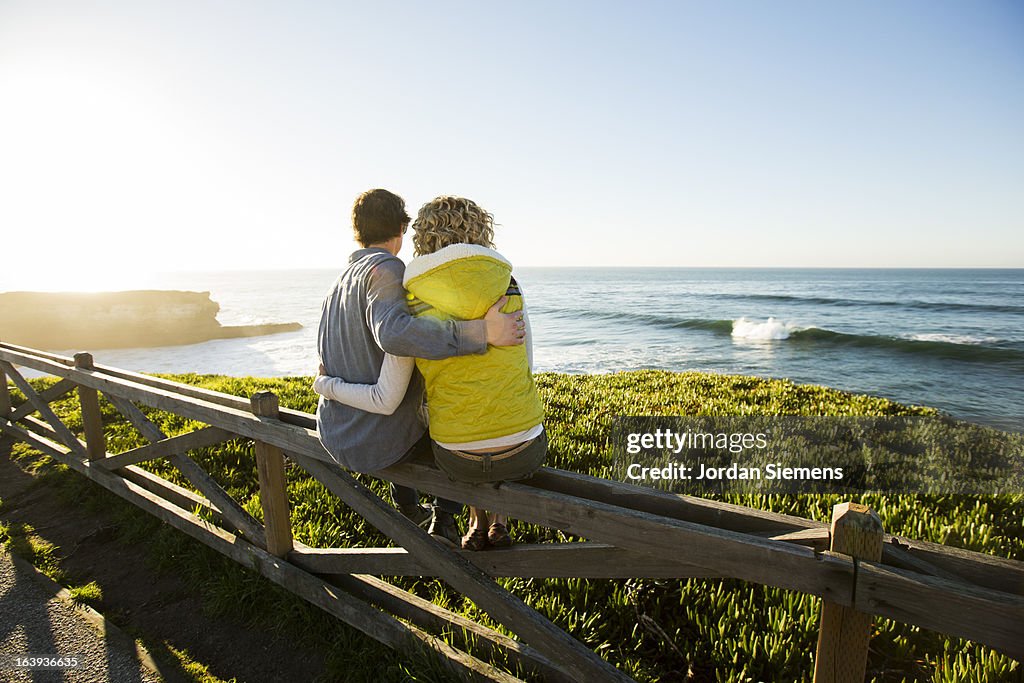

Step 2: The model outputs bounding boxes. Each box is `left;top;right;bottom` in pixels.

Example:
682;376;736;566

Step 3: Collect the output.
431;428;547;485
389;433;462;515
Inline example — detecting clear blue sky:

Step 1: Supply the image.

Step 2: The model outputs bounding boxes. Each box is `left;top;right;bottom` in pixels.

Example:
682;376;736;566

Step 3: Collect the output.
1;1;1021;288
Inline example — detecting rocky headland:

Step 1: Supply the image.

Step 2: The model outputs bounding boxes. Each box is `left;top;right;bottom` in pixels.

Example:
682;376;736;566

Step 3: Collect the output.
0;290;302;350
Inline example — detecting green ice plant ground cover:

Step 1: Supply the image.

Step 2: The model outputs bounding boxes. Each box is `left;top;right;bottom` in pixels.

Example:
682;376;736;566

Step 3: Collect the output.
4;371;1022;682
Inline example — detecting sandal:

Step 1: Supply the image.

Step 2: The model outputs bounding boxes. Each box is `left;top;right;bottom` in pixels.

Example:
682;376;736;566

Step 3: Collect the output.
487;523;512;548
461;527;488;551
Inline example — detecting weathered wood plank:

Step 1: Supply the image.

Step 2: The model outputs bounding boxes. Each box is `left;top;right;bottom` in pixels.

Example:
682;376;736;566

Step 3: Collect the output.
10;416;75;452
287;546;458;576
119;465;223;524
448;458;1024;598
15;408;228;528
329;570;572;683
105;391;266;546
169;452;267;548
19;416;88;454
292;453;635;683
881;535;1024;597
0;345;300;432
758;527;831;551
103;393;166;444
814;503;884;683
290;543;721;579
8;378;78;422
95;426;235;471
88;360;318;436
856;561;1024;660
379;459;856;605
881;542;969;584
86;356;316;432
251;392;293;558
0;349;324;458
0;342;75;366
0;360;86;457
526;466;825;534
74;353;106;461
0;361;10;416
2;419;73;461
0;422;523;683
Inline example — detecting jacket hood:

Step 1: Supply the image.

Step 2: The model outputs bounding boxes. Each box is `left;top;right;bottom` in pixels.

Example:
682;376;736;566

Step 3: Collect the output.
403;244;512;320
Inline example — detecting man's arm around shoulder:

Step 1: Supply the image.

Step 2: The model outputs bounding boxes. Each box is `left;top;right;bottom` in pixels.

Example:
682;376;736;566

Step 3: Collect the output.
366;258;524;360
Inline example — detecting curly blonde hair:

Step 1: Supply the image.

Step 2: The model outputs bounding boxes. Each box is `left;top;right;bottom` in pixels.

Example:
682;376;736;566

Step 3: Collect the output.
412;196;496;256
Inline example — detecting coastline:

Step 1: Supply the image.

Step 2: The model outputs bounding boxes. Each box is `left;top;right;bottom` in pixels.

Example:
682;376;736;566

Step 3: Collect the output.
5;268;1020;430
0;290;301;350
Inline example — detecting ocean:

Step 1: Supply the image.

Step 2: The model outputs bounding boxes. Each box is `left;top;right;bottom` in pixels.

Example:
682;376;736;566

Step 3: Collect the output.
39;267;1024;431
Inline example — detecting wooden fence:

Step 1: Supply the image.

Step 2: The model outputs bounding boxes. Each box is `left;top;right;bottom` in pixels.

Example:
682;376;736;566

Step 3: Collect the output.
0;341;1021;682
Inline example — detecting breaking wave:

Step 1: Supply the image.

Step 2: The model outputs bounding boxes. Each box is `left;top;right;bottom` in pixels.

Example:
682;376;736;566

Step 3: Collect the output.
731;317;794;340
560;309;1024;366
713;293;1024;315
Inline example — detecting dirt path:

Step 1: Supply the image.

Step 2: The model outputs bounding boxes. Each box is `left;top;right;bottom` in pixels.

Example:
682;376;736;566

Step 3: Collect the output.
0;442;327;683
0;549;163;683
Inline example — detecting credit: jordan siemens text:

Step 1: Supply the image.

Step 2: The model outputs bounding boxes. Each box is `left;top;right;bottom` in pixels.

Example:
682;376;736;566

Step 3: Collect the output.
622;428;844;482
625;462;844;481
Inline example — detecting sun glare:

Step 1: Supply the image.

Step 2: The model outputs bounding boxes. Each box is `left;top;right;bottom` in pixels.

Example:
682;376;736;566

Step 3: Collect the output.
0;259;159;294
1;55;237;294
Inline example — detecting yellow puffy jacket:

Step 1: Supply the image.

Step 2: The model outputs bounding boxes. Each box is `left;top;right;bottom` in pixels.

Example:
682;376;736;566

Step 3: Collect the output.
403;244;544;443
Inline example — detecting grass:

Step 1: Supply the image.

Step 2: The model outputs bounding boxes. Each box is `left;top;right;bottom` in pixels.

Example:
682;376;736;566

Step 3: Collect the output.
3;370;1022;682
0;518;67;584
163;643;237;683
67;580;103;607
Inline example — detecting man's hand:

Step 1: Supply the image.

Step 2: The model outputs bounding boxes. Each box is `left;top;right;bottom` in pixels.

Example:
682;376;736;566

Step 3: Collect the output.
318;362;327;376
485;296;526;346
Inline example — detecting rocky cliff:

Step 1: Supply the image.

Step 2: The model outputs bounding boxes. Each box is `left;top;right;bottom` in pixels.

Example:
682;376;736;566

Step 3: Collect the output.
0;291;302;350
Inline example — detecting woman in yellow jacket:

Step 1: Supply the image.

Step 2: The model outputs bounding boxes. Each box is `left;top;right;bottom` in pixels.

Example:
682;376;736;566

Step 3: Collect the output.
315;196;546;550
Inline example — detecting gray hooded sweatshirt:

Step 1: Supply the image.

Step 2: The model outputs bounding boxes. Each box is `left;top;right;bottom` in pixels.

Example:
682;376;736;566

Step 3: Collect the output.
316;248;487;472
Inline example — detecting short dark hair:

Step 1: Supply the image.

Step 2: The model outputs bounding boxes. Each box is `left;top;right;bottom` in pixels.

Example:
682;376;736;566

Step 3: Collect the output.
351;189;410;246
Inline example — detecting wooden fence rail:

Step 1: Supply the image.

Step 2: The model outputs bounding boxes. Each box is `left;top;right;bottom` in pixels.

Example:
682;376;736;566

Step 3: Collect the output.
1;341;1021;682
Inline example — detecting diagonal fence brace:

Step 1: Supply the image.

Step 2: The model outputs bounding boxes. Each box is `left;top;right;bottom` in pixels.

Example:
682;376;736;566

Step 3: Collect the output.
291;451;636;683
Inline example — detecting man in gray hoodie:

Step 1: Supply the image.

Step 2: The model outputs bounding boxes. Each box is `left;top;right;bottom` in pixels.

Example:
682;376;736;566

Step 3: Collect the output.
316;188;525;545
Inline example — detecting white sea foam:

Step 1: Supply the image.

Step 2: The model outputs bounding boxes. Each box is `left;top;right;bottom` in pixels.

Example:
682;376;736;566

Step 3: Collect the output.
907;333;999;346
731;317;794;341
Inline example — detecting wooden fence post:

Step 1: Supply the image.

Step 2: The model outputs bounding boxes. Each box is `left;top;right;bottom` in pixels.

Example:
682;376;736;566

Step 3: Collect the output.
0;360;10;417
0;359;10;455
814;502;884;683
74;353;106;461
251;391;293;557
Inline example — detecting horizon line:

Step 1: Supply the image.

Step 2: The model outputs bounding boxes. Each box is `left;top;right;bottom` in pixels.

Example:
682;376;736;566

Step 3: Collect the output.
168;264;1024;273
